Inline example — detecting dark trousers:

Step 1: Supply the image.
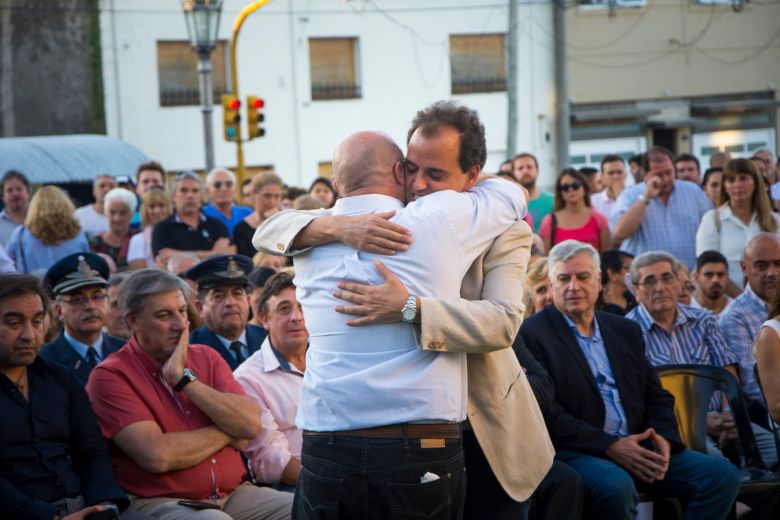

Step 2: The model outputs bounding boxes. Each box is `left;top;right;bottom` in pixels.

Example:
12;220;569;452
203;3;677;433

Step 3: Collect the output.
293;433;466;520
463;428;529;520
529;459;583;520
557;448;741;520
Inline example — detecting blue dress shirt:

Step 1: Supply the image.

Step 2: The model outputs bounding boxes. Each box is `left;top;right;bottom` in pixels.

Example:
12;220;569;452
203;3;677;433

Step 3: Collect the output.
610;180;712;268
563;314;629;437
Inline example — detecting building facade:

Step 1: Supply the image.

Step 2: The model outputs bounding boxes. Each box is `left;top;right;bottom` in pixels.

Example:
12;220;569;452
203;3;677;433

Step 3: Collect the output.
100;0;558;188
567;0;780;169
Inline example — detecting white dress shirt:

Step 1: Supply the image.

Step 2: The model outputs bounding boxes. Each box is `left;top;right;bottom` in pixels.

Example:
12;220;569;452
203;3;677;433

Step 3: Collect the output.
292;178;526;431
591;190;617;225
234;337;304;484
695;205;780;285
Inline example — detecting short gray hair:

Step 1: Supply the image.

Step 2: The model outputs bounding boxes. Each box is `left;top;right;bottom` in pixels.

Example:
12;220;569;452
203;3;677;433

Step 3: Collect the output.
547;240;601;279
166;252;200;275
172;170;202;192
118;269;189;321
108;272;130;288
104;187;138;213
629;251;678;285
206;167;236;186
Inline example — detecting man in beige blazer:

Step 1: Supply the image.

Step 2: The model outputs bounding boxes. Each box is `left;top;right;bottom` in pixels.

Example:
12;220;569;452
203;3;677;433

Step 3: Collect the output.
253;101;554;517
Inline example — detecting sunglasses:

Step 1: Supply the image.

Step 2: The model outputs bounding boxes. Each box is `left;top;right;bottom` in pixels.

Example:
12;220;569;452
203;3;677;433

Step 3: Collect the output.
213;180;234;189
559;182;582;192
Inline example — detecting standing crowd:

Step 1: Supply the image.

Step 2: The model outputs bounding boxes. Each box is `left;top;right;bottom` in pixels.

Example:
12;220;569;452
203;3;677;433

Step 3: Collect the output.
1;99;780;520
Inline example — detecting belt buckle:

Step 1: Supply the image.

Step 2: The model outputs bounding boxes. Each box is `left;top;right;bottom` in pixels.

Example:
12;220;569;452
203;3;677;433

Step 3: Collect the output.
420;438;446;448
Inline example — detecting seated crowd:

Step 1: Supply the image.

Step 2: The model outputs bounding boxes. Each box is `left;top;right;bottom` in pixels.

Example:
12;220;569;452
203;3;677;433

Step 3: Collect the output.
1;115;780;520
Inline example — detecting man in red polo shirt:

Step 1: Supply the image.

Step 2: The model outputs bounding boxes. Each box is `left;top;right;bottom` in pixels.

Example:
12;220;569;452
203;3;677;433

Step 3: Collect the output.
86;269;292;519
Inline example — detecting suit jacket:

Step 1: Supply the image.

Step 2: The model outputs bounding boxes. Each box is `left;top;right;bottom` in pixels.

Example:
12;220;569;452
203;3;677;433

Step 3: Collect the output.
39;332;126;386
520;305;683;457
254;209;554;502
189;324;267;371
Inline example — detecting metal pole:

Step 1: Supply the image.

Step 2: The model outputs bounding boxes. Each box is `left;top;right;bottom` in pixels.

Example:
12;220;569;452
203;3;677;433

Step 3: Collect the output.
553;0;570;171
506;0;518;158
197;49;215;172
229;0;272;183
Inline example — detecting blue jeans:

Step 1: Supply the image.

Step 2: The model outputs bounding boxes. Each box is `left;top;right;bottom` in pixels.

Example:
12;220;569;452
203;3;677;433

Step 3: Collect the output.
557;448;741;520
293;434;466;520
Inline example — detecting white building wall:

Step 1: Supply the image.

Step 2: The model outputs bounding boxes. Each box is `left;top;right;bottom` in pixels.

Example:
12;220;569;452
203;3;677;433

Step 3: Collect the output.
100;0;557;189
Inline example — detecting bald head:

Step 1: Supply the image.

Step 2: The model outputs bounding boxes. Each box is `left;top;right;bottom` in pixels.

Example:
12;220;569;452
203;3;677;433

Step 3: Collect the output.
742;232;780;301
332;131;404;197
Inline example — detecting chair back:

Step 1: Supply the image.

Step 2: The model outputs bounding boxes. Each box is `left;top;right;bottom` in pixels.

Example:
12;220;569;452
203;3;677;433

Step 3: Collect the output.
657;364;766;469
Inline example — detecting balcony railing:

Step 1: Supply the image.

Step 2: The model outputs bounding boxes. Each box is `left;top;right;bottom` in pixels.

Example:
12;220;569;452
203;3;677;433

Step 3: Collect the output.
160;87;227;107
451;77;506;95
311;83;362;101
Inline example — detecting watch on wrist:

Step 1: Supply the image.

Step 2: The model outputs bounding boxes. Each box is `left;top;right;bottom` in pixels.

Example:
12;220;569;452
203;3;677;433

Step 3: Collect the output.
401;294;418;322
638;193;650;205
173;368;198;392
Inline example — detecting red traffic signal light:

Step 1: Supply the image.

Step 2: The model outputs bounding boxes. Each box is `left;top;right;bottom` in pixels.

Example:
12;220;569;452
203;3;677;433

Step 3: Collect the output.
222;94;241;141
246;95;266;140
229;98;241;111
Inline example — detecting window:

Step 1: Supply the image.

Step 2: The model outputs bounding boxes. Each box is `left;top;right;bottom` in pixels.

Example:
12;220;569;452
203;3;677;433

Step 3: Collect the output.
157;41;228;107
578;0;646;7
318;161;333;178
450;34;506;95
309;38;361;101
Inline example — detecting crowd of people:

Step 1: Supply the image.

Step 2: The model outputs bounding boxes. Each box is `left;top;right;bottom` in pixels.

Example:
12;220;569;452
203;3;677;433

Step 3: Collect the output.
1;99;780;520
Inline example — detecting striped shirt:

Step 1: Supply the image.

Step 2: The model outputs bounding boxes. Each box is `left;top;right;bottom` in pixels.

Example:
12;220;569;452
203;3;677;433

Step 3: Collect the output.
719;285;768;403
610;180;712;268
626;303;737;410
562;314;628;437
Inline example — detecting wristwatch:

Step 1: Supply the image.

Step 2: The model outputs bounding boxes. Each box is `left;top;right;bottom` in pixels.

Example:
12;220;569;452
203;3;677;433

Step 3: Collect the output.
401;295;418;322
638;193;650;205
173;368;198;392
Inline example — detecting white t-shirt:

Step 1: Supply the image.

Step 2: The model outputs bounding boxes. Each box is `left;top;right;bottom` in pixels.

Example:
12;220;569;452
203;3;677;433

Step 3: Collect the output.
690;295;733;316
127;227;156;268
74;204;108;237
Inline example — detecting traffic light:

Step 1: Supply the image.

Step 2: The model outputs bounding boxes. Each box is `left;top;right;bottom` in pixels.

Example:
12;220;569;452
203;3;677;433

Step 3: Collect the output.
222;94;241;141
246;95;266;139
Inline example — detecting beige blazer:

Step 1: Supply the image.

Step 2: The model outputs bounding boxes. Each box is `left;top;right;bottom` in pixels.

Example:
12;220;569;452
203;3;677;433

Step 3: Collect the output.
254;212;554;502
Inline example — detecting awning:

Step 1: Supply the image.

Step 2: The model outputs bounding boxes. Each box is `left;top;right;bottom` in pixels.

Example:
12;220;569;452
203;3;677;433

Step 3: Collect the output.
571;107;661;123
0;134;148;184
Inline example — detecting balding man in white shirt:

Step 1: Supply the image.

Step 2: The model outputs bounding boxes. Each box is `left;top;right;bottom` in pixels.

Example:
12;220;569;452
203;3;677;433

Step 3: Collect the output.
284;129;526;519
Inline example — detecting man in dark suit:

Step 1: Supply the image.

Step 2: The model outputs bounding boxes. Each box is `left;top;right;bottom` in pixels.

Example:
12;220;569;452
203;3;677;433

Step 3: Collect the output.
519;239;740;519
186;254;266;370
40;253;126;385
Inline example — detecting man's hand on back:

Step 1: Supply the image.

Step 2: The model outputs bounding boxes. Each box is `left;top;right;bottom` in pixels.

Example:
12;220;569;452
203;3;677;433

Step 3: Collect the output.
333;259;409;326
335;212;412;255
606;428;670;483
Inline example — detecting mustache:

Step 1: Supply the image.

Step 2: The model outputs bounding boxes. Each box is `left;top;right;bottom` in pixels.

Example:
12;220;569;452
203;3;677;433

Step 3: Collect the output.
81;311;103;321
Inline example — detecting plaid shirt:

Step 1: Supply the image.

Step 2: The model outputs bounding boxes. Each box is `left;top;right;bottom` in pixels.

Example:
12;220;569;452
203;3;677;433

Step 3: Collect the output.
719;285;768;403
627;303;737;411
610;181;712;268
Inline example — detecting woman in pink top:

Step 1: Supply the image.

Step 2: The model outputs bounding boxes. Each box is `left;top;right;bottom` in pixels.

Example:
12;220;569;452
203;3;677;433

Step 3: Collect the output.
539;168;611;253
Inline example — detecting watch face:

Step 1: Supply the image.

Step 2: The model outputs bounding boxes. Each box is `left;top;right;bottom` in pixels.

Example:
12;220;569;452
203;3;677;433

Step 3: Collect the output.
402;307;416;321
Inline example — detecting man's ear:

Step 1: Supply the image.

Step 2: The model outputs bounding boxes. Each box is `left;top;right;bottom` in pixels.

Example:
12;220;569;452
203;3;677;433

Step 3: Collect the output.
463;166;480;190
194;298;204;314
392;160;406;187
52;301;64;321
331;177;342;196
259;312;270;331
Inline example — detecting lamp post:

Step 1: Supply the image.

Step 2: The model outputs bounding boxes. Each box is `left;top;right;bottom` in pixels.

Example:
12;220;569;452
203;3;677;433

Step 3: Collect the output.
182;0;223;173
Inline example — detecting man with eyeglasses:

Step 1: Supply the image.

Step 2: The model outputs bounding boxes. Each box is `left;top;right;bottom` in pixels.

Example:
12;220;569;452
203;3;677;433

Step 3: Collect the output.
623;251;780;467
186;254;265;370
521;241;740;519
40;253;126;386
202;167;252;236
151;171;235;268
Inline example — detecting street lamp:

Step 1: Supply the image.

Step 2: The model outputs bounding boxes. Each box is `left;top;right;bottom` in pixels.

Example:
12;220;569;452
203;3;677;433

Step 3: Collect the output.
182;0;224;172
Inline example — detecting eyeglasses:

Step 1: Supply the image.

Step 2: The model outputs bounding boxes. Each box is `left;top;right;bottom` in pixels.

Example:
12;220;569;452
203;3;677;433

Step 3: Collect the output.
213;180;234;189
59;292;108;306
637;273;677;289
560;182;582;192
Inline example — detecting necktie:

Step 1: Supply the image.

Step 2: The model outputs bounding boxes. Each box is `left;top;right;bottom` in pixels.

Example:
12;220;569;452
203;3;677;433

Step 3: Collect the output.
86;347;98;368
229;341;246;364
